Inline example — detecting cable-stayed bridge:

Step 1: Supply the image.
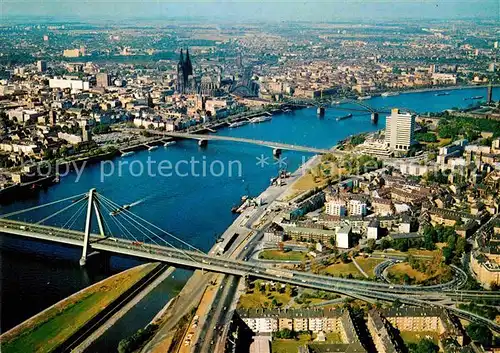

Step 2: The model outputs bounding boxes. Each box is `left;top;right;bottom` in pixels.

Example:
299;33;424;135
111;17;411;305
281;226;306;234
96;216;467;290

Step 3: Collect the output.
1;189;499;332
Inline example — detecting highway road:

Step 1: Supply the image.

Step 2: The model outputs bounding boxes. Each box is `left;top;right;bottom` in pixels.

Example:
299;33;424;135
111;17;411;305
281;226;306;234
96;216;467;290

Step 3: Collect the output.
0;219;478;294
2;218;499;333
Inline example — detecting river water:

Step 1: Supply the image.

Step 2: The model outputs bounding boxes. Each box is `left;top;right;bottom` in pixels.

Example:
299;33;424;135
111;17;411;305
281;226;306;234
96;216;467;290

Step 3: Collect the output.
0;87;497;349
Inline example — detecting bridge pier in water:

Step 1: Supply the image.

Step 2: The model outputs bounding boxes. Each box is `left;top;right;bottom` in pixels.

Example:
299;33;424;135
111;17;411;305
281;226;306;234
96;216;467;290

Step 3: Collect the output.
317;106;325;117
371;112;379;124
273;148;282;158
198;139;208;147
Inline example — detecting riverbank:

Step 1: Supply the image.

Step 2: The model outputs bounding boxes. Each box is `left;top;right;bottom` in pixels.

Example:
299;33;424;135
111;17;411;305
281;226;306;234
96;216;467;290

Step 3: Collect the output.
72;266;176;353
0;262;159;353
395;83;494;96
139;150;327;352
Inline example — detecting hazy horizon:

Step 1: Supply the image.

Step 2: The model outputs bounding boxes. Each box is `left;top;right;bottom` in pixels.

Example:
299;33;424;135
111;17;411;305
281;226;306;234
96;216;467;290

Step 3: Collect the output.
2;0;499;23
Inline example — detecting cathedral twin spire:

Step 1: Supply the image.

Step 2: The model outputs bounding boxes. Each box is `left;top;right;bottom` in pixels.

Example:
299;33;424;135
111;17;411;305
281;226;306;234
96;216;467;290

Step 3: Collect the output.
178;48;193;77
177;48;194;93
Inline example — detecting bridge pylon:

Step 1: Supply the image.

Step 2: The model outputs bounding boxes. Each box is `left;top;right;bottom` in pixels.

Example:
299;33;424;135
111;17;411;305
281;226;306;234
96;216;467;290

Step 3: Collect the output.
80;188;106;266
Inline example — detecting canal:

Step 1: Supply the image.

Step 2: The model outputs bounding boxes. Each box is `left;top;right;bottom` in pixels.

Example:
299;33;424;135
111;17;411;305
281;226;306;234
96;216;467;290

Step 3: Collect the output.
0;86;497;350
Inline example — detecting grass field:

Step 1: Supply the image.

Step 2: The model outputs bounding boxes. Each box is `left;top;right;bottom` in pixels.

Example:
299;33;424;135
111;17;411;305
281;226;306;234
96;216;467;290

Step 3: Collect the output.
324;332;343;343
387;258;451;285
1;263;158;353
399;331;439;344
259;250;308;262
376;248;439;259
272;334;311;353
355;257;384;278
323;261;363;278
272;332;343;353
388;263;429;282
238;286;292;310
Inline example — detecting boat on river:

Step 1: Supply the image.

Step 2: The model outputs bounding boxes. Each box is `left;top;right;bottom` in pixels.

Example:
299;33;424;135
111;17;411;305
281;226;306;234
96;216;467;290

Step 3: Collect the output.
464;95;484;100
381;92;399;97
250;116;272;123
229;121;249;128
336;113;353;121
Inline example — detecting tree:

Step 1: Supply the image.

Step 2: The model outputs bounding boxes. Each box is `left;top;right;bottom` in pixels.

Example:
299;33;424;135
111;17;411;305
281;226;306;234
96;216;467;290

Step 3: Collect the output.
256;280;265;293
92;124;111;135
59;145;69;157
442;246;454;264
43;149;54;160
329;237;336;247
403;273;411;284
275;328;295;339
466;323;492;346
392;299;402;308
455;237;467;255
381;238;392;250
366;239;376;253
340;253;350;263
408;339;439;353
447;234;457;249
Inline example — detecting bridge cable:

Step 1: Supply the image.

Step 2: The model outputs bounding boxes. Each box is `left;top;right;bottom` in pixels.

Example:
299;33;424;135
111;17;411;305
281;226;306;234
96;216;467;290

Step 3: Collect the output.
96;195;163;246
62;200;89;231
98;193;205;254
98;195;194;251
96;197;142;243
96;194;203;265
99;209;114;237
0;192;88;219
96;194;199;260
59;199;87;230
97;199;206;265
35;195;88;225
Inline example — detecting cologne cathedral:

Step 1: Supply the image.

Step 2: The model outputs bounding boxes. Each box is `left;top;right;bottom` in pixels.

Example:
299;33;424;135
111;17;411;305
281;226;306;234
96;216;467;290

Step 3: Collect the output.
176;48;224;96
176;49;195;94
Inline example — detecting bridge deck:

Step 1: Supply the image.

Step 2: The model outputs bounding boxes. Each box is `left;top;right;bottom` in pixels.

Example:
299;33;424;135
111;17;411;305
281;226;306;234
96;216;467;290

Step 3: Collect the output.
1;218;499;333
145;131;342;155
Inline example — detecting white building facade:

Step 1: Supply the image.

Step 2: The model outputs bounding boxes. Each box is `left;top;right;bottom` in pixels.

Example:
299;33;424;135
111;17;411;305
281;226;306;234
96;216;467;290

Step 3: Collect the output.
385;108;415;151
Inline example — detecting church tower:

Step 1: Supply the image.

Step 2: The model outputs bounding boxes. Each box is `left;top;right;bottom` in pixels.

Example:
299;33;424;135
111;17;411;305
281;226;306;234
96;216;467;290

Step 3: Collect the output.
176;48;197;94
185;49;193;76
177;49;185;93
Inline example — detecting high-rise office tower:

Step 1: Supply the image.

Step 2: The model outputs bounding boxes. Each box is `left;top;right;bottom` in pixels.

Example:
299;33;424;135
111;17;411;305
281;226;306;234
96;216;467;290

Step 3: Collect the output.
385;108;415;151
37;60;47;72
82;124;92;142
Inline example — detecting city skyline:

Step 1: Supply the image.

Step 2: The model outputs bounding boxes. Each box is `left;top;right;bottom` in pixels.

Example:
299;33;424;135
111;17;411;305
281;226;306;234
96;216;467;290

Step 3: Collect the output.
2;0;500;22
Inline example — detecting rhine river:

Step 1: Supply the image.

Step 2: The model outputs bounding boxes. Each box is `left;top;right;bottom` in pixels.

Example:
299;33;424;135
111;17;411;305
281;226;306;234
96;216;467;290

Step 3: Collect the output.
0;87;498;350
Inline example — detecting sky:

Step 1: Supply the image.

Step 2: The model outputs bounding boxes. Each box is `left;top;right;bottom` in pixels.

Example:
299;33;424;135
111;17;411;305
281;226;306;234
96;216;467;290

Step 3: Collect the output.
2;0;499;22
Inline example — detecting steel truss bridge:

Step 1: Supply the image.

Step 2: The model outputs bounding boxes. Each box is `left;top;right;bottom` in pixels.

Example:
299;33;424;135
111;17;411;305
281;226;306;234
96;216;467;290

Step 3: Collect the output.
1;189;499;332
